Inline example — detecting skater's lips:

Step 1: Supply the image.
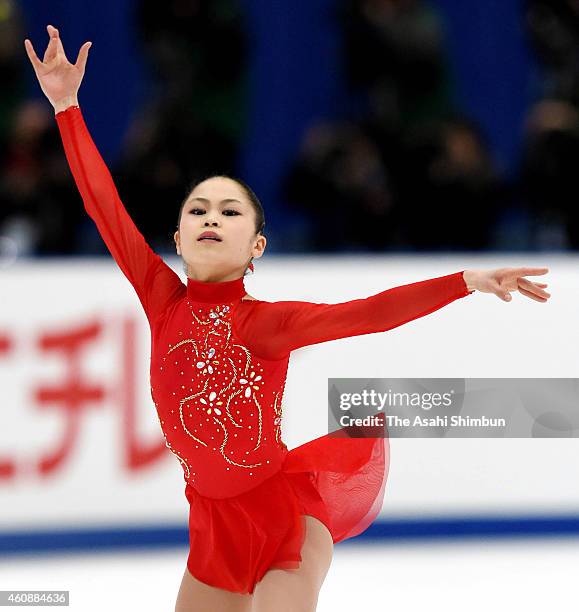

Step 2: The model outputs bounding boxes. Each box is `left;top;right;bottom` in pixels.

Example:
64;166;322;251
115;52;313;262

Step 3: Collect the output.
198;231;222;242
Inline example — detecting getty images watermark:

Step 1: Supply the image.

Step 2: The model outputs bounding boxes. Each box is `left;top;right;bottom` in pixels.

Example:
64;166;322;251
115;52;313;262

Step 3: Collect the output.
328;379;579;438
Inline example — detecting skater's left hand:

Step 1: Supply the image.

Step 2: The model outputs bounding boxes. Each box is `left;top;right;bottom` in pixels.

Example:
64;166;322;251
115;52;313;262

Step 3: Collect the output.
462;268;550;302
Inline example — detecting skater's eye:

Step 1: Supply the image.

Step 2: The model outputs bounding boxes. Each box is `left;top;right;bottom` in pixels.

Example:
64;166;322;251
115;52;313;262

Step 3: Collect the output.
189;208;240;216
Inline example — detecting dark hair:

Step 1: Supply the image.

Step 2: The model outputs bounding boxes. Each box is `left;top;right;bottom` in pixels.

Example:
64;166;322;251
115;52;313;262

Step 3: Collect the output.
177;173;266;236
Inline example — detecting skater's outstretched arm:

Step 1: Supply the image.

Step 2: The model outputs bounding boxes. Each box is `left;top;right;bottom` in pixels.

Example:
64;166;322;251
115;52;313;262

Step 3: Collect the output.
240;268;550;359
24;25;185;326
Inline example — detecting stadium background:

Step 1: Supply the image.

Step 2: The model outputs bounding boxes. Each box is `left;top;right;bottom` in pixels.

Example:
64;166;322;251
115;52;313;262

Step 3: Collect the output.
1;1;578;610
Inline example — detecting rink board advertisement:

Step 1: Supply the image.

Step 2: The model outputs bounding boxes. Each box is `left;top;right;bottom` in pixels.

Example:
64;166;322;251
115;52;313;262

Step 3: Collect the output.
1;256;578;543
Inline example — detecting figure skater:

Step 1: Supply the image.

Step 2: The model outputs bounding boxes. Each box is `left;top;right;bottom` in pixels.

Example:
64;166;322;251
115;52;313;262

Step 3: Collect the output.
25;25;551;612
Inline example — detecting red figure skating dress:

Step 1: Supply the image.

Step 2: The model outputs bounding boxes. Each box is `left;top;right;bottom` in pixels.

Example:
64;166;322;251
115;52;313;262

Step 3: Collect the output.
55;105;474;594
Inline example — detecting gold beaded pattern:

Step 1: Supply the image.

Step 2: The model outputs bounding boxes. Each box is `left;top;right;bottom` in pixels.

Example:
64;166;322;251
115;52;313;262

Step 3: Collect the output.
157;299;284;480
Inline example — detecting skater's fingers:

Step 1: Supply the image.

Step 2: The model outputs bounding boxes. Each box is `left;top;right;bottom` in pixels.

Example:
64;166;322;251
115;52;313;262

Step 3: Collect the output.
518;285;548;303
513;267;549;277
47;24;60;41
75;41;92;74
517;277;551;299
491;280;512;302
47;25;68;61
24;38;44;72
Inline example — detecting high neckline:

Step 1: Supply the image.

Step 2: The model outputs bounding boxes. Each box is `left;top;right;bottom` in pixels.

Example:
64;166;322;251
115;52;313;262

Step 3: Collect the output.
186;275;247;303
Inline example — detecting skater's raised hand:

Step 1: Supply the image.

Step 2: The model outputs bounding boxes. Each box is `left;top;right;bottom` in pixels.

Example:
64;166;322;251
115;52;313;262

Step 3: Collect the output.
24;25;91;112
463;267;551;302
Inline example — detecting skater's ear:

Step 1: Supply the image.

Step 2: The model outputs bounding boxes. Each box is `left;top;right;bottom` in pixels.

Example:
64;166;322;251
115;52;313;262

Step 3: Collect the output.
174;230;181;255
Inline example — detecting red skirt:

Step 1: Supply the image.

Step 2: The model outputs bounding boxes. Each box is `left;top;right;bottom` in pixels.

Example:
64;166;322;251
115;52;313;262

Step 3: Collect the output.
185;428;389;594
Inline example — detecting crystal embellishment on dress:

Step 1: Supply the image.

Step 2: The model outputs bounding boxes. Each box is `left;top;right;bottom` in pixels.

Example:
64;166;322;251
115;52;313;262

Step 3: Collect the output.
196;347;219;374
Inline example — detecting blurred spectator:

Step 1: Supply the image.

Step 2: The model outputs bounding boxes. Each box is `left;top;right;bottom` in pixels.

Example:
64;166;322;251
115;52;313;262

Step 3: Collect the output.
115;0;251;251
396;116;503;250
338;0;454;129
282;121;397;251
520;99;579;249
0;100;85;256
135;0;249;142
0;0;27;145
522;0;579;248
525;0;579;105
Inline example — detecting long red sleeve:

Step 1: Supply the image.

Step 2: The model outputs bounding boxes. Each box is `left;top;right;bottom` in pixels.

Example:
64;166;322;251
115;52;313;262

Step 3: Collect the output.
55;105;185;325
236;271;473;359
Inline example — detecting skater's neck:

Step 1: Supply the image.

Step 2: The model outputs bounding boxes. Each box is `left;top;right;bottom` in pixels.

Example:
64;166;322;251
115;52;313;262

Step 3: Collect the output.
186;275;247;303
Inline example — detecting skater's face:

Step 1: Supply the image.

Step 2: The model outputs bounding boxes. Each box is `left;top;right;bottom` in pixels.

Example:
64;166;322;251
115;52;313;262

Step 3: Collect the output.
174;177;266;282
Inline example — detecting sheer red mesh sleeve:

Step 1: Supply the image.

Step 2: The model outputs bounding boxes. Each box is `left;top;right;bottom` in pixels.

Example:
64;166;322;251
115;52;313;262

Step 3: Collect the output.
246;270;471;548
55;105;185;326
238;271;473;360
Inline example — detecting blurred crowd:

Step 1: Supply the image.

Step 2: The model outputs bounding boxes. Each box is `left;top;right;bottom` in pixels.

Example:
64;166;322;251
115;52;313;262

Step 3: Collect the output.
283;0;501;252
2;0;579;259
283;0;579;251
0;0;249;257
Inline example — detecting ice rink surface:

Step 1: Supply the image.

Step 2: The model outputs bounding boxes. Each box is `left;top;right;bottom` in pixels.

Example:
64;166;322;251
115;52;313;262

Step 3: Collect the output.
1;537;577;610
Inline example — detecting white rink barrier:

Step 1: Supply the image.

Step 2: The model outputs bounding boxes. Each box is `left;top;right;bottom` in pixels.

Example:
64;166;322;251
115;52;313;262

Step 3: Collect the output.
1;254;577;548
